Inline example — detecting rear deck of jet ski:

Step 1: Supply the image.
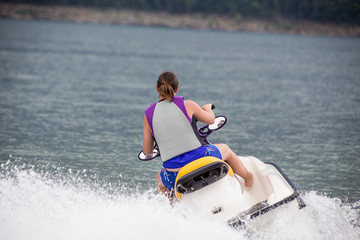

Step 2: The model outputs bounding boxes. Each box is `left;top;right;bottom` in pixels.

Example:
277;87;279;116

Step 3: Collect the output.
176;160;229;194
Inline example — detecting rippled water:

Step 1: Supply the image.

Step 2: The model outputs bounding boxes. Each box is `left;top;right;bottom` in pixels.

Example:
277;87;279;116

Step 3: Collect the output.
1;19;359;239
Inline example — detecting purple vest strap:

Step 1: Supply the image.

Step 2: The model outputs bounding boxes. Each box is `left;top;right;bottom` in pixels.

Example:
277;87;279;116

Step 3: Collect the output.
145;102;157;137
144;96;191;137
173;96;192;123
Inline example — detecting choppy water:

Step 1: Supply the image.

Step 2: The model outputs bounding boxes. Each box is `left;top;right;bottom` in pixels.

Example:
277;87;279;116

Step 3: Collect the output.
1;19;360;239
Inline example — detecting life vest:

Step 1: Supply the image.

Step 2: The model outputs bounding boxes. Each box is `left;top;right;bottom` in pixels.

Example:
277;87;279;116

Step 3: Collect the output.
145;96;202;162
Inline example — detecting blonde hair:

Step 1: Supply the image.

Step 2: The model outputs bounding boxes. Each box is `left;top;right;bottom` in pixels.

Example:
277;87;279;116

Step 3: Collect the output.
157;71;179;102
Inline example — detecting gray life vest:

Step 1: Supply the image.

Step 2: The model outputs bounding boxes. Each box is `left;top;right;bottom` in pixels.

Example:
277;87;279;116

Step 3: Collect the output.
145;96;202;162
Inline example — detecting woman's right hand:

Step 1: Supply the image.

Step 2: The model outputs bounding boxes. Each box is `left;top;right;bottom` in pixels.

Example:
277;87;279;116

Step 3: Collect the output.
201;103;214;112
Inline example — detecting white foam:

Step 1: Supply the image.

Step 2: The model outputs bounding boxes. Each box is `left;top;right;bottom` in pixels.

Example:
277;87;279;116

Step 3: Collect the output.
0;161;359;240
247;191;360;240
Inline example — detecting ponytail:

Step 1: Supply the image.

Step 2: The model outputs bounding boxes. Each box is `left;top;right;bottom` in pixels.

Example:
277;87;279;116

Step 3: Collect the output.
157;72;179;102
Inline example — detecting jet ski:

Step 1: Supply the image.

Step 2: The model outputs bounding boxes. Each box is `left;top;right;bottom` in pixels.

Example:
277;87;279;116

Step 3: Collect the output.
138;115;305;228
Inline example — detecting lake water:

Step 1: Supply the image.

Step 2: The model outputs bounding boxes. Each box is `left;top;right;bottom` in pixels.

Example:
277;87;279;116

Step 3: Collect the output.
0;19;359;239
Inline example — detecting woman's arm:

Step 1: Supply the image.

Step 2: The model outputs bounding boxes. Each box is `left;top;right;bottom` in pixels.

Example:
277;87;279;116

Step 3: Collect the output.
185;100;215;125
143;115;155;155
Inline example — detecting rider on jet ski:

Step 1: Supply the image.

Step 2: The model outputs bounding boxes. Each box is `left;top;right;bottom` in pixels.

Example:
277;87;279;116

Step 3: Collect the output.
142;71;253;196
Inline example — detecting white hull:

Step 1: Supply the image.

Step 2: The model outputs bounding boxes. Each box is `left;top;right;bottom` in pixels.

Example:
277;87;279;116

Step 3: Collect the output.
176;156;305;227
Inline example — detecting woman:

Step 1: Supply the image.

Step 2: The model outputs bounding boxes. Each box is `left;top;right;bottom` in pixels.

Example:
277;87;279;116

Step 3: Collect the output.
143;71;253;195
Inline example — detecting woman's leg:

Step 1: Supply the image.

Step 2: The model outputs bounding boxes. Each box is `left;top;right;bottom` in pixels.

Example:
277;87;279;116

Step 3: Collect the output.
213;143;253;187
156;171;170;194
156;171;174;204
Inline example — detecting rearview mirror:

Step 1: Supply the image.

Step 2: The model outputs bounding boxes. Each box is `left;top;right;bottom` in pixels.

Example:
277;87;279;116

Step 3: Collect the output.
208;116;227;131
198;115;227;136
138;148;160;161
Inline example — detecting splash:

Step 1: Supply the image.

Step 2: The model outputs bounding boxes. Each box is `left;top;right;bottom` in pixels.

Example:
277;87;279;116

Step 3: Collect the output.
0;159;359;240
0;159;243;240
246;192;360;240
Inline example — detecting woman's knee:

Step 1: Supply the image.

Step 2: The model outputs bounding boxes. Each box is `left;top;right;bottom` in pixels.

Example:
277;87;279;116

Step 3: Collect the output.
214;143;231;159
